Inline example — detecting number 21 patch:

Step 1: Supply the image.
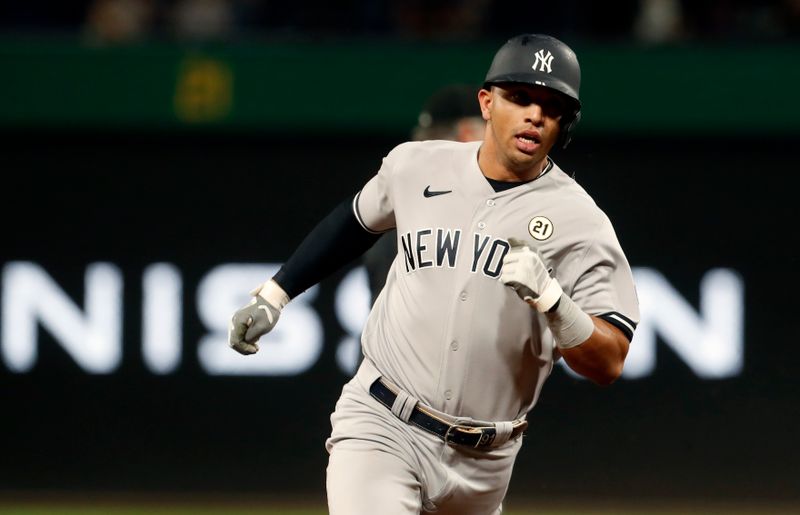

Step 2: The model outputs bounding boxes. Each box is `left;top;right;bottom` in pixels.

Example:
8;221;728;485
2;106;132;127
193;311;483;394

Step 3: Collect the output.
528;216;554;240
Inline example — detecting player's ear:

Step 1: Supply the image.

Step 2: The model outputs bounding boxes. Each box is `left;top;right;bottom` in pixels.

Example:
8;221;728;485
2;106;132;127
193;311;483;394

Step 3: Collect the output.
478;88;492;121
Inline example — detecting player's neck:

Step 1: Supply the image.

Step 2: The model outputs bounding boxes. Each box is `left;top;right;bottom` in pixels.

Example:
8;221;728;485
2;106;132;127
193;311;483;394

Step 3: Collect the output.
477;143;549;183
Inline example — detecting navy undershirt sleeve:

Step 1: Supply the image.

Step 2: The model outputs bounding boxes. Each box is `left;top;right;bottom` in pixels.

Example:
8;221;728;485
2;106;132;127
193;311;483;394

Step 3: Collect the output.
272;195;383;299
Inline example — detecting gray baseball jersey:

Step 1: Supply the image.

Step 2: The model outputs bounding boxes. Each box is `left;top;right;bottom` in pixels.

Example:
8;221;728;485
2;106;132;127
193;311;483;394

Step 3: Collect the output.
353;139;639;423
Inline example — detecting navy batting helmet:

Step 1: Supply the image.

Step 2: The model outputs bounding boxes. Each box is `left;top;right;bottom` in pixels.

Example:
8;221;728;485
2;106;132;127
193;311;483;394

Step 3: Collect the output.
483;34;582;148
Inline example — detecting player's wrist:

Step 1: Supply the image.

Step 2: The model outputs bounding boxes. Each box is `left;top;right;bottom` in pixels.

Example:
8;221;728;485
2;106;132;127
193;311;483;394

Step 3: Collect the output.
249;279;290;311
545;293;594;349
532;278;562;313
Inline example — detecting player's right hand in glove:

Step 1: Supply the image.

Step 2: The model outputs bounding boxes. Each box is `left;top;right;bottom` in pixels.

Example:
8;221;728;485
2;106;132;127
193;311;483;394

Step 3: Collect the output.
502;238;595;350
228;279;289;355
500;237;563;312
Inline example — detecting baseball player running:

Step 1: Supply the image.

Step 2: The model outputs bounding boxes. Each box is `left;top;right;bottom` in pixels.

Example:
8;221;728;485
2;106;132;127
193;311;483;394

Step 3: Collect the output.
229;34;639;514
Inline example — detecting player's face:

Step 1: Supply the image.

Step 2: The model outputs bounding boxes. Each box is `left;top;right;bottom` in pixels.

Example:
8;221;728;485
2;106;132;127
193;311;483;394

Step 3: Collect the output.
479;84;565;175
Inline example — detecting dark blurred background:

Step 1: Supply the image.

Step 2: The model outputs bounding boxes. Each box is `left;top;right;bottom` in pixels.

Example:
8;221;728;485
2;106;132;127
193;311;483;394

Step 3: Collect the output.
1;1;799;513
3;0;800;43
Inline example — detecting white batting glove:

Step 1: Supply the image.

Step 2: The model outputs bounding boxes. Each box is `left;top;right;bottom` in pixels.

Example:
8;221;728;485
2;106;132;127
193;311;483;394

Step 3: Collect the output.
228;280;289;355
500;238;563;312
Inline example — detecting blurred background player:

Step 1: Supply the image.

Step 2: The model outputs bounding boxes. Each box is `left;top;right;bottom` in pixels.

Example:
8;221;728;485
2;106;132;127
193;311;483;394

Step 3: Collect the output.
362;83;485;305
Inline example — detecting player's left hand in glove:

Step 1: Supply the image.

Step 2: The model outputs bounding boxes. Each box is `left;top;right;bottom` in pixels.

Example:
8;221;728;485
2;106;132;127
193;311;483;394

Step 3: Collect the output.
228;280;289;355
500;238;563;312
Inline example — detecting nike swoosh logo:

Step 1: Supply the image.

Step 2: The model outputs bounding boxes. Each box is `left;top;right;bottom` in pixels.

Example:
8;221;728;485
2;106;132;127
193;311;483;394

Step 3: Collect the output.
423;186;452;198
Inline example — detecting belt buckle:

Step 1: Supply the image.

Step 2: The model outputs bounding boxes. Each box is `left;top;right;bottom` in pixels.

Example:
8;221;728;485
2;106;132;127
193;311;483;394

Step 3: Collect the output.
445;424;497;449
443;424;458;446
474;427;496;448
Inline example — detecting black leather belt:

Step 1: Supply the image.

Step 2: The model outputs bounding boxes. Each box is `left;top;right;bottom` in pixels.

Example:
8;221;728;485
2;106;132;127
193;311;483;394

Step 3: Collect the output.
369;378;527;449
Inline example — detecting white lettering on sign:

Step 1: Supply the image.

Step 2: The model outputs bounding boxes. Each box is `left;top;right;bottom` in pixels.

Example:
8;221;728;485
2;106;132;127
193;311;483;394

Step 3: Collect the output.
0;262;745;380
142;263;183;374
623;267;744;379
334;266;371;376
2;261;122;373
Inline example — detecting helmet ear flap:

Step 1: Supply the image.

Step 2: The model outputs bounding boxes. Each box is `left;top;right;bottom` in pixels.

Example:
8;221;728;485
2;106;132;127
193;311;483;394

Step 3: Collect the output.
559;108;581;149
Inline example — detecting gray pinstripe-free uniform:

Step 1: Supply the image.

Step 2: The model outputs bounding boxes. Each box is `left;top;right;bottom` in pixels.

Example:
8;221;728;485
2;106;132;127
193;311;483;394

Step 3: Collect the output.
325;139;639;514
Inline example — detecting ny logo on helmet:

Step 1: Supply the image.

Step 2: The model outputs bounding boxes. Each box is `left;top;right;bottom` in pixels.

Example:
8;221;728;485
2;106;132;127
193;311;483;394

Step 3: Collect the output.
532;49;554;73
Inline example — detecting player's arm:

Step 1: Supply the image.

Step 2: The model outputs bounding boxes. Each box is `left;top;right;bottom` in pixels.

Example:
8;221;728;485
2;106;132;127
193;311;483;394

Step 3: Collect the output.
549;314;629;385
228;195;383;355
500;238;633;385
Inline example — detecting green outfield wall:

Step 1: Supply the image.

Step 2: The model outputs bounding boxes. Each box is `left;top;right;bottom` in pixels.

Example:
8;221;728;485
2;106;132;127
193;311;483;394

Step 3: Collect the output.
1;37;798;134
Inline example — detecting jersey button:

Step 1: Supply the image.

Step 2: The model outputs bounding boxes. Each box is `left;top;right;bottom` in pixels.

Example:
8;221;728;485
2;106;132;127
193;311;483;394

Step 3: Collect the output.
444;390;453;400
478;222;486;230
450;340;459;351
487;199;496;207
460;292;468;301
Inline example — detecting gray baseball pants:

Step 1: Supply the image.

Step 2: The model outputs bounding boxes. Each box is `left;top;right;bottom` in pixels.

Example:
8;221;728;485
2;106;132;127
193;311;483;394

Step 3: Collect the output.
325;359;523;514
